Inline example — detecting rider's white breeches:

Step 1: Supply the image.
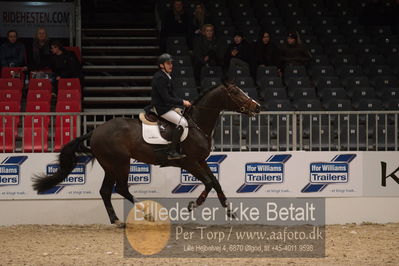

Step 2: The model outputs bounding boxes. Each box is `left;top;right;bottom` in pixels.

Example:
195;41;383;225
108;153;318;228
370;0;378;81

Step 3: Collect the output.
161;110;188;128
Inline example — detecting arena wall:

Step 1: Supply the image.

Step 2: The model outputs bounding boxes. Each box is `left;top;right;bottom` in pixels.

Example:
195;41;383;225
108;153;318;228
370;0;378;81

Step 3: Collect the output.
0;151;398;225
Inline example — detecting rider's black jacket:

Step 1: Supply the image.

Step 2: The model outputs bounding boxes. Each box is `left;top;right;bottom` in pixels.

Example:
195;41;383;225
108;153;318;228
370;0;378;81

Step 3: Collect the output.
149;70;184;115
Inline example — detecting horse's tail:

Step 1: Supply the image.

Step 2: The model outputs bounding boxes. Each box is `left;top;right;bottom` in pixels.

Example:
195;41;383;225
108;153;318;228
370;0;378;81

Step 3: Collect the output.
32;131;93;193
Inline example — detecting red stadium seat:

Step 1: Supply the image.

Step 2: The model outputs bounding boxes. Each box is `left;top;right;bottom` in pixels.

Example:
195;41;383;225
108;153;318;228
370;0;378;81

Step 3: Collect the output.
54;101;80;151
54;127;78;151
58;78;81;92
27;89;52;103
0;89;22;102
0;78;23;92
26;101;50;112
55;101;80;129
0;101;20;152
23;101;50;151
57;89;81;102
0;127;17;152
23;126;48;152
25;101;50;128
0;101;21;127
64;46;82;62
1;67;26;81
28;78;52;92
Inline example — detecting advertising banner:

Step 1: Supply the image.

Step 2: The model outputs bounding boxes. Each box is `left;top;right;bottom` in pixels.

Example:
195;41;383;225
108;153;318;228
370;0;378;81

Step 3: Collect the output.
363;152;399;197
0;154;168;200
0;1;74;38
0;151;366;200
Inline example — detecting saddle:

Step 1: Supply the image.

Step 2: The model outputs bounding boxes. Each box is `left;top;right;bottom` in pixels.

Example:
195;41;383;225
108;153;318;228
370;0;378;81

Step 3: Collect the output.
139;108;189;145
139;112;173;141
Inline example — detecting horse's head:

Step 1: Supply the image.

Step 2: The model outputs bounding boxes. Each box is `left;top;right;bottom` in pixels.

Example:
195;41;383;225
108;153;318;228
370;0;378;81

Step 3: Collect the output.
222;81;260;116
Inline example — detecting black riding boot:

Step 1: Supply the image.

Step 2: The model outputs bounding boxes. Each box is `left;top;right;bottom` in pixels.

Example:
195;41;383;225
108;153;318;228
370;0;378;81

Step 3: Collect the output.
167;126;186;160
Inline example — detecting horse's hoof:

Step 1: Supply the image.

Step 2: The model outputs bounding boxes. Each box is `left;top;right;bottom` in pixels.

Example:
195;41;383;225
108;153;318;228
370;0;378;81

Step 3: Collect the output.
188;201;196;212
144;213;155;222
114;220;126;228
227;209;237;219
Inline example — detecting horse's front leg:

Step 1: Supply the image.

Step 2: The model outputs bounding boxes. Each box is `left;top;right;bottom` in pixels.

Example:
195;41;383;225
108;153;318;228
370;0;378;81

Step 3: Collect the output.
183;163;213;212
200;161;237;219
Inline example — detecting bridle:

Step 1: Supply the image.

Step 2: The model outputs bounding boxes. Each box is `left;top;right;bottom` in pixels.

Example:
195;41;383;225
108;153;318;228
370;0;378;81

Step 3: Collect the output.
222;83;255;116
183;83;257;140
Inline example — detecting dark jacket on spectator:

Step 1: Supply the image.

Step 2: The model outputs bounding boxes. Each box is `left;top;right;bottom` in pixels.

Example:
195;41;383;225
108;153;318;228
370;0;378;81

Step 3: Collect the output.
50;50;82;79
162;10;193;38
0;41;26;67
279;43;311;68
255;40;280;67
30;39;51;70
225;39;252;65
193;35;225;66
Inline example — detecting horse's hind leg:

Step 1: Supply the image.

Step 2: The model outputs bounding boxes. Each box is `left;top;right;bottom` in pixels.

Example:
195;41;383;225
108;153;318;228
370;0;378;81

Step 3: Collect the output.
99;174;120;225
113;159;155;221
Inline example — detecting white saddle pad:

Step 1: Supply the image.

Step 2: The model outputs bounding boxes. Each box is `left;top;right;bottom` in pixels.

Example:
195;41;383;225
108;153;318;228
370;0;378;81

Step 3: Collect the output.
142;123;189;145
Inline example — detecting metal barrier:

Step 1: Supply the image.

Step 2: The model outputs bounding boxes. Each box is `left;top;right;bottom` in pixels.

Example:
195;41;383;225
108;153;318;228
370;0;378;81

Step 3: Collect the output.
1;111;398;153
1;112;80;153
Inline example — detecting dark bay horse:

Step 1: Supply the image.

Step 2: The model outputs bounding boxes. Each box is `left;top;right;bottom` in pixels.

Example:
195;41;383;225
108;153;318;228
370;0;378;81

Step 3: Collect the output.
32;83;260;226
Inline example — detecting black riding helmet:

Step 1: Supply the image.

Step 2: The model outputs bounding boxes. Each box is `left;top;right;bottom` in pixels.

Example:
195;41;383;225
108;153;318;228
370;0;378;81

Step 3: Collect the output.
158;53;173;65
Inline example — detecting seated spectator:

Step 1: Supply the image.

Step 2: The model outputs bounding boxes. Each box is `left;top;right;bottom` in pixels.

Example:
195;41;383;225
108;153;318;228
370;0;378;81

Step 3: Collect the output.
279;32;312;70
160;0;194;49
0;30;26;67
50;40;82;81
255;31;280;69
224;32;252;73
29;27;51;70
193;24;225;83
192;2;213;36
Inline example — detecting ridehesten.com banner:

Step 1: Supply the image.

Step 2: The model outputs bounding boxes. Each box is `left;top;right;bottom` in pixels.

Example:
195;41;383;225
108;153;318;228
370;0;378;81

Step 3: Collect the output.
0;152;368;200
0;1;74;38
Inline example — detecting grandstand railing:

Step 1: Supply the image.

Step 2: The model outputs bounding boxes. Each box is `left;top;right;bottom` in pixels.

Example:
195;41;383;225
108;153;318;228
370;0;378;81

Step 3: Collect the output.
1;111;398;153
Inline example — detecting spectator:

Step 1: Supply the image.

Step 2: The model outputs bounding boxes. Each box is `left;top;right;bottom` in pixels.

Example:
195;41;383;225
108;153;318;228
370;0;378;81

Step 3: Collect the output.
224;32;252;73
193;24;225;83
255;31;281;69
160;0;194;49
279;31;312;70
192;2;213;36
50;40;82;81
0;30;26;67
30;27;51;70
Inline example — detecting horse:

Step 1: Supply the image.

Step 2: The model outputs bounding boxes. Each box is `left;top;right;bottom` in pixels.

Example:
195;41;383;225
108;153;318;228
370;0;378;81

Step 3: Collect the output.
32;83;260;226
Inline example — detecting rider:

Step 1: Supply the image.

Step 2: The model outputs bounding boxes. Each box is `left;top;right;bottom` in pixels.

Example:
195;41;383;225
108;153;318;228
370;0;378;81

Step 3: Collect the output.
150;53;192;160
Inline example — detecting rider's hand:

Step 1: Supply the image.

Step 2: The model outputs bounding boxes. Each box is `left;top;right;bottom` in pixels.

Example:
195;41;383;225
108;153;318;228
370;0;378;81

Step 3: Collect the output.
183;100;192;107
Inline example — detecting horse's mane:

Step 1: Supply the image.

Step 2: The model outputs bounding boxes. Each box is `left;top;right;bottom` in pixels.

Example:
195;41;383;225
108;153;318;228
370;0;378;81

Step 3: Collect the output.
192;84;223;106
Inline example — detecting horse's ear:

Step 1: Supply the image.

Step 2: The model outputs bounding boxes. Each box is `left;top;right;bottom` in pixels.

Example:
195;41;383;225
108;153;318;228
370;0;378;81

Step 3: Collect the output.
222;75;236;87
